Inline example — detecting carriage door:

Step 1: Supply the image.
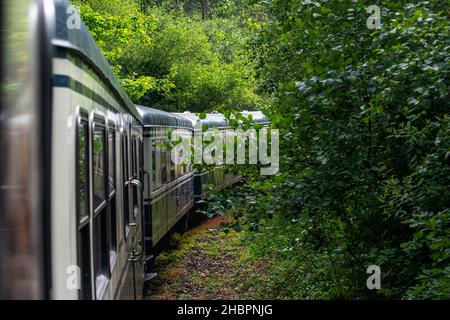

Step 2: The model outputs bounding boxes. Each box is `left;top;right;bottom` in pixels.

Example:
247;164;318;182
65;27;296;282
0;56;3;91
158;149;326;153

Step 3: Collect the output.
128;128;144;299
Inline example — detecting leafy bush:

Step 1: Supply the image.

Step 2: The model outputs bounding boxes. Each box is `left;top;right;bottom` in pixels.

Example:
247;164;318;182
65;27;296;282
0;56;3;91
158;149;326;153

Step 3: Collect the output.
248;0;450;299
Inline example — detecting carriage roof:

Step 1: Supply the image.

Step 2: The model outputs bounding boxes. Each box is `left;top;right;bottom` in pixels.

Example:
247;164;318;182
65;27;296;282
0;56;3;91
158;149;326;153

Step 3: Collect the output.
174;111;270;128
172;112;229;129
240;111;270;124
136;105;193;129
53;0;142;122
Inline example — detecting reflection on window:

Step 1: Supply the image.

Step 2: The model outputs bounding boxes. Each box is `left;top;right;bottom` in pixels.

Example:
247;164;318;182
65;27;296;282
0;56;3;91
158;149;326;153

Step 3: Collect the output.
131;138;137;177
78;223;91;299
177;142;185;177
170;153;176;181
108;129;115;193
77;117;92;300
151;141;156;188
131;137;139;217
109;198;117;257
122;132;130;233
160;147;167;185
122;132;128;180
93;206;109;298
93;125;105;209
78;121;89;222
108;128;117;258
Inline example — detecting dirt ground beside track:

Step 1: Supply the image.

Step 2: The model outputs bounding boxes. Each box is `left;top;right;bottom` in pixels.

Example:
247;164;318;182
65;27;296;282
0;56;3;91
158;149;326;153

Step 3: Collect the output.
145;215;269;300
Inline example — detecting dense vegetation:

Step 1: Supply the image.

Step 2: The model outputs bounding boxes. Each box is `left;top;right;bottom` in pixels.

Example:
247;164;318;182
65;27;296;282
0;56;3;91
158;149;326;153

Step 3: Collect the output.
73;0;449;299
245;0;449;299
71;0;264;111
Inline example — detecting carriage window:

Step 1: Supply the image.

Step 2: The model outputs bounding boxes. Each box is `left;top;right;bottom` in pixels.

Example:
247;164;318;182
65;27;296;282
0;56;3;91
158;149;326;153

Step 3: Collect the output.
109;197;117;257
177;132;186;177
78;121;89;222
77;116;91;300
108;129;115;194
93;206;109;297
160;145;167;185
78;223;91;299
122;131;130;234
151;140;156;189
170;147;176;181
92;121;109;298
93;125;106;209
108;128;117;259
122;131;129;181
131;137;137;177
131;136;139;217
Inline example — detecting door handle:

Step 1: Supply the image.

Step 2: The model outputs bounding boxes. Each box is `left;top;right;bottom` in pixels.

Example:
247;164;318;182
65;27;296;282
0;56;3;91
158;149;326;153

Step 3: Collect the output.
128;249;143;263
130;179;142;190
129;179;143;221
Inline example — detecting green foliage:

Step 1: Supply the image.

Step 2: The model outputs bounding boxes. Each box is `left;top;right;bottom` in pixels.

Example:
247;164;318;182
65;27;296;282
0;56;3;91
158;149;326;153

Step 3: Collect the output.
70;0;263;111
72;0;450;299
71;0;157;101
245;0;450;299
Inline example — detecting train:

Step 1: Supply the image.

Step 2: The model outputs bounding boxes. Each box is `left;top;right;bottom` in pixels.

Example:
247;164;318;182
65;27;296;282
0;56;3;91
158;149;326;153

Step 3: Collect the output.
0;0;269;299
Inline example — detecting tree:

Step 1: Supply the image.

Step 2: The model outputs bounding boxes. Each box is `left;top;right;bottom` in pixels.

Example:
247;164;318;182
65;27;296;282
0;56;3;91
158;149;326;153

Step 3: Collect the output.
71;0;262;110
200;0;208;20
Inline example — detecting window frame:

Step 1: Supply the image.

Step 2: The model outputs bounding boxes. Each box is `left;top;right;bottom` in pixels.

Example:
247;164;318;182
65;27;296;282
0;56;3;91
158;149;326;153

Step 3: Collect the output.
107;124;116;198
75;109;92;300
122;127;131;238
107;122;117;267
92;119;107;214
91;116;110;299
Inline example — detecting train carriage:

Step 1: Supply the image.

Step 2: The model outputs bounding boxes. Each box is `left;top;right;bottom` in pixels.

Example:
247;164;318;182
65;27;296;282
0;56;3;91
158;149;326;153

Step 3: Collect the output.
173;112;245;200
52;0;148;300
135;106;195;258
0;0;269;300
241;111;271;126
1;0;146;300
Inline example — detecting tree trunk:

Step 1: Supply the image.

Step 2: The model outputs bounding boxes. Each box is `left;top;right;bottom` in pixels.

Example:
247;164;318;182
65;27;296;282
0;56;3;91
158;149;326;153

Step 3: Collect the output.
139;0;153;13
184;0;190;16
200;0;208;20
